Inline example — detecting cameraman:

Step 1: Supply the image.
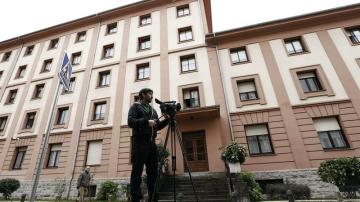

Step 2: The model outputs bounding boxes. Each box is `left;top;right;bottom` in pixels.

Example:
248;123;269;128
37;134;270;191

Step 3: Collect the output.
128;88;169;202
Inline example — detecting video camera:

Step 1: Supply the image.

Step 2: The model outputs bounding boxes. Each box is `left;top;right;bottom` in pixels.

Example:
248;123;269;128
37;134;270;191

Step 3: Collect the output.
155;98;181;118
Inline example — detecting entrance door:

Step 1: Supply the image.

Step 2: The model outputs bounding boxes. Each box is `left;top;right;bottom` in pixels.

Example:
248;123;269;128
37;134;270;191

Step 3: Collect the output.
182;131;209;172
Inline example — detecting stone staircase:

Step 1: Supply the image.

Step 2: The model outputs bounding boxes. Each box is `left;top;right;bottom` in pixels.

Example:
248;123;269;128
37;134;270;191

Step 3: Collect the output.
157;173;231;202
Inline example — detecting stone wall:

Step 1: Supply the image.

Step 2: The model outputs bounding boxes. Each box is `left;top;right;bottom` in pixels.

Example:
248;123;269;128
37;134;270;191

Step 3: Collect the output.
252;168;339;198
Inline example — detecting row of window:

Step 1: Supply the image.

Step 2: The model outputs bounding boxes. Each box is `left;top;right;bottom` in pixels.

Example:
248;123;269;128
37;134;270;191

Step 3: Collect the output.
11;139;102;169
0;85;201;135
229;27;360;65
244;116;348;155
235;67;325;105
9;115;349;170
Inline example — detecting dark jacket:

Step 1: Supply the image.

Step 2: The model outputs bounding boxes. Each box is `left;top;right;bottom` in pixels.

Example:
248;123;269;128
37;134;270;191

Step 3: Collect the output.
77;171;91;188
128;101;169;143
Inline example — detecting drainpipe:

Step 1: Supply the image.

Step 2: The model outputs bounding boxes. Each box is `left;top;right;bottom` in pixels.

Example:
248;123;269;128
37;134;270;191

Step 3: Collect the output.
66;13;102;199
211;33;235;142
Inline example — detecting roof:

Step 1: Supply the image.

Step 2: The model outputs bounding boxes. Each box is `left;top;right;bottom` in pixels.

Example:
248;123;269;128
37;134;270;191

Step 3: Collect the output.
0;0;213;50
206;3;360;44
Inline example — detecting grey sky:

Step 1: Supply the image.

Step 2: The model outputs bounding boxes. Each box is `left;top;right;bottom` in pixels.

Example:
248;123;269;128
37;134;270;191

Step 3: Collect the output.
0;0;359;42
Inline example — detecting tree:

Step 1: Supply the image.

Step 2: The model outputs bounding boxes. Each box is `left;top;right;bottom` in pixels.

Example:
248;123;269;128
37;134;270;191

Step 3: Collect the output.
318;157;360;198
0;178;20;200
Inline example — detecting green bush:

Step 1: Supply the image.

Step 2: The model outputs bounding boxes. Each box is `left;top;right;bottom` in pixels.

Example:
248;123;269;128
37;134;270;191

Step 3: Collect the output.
318;157;360;198
220;141;247;163
96;181;119;201
0;178;20;199
318;157;360;187
239;172;263;202
266;183;311;200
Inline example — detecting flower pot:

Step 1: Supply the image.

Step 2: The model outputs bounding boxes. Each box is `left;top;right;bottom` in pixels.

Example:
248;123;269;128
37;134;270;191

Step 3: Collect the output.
227;161;241;173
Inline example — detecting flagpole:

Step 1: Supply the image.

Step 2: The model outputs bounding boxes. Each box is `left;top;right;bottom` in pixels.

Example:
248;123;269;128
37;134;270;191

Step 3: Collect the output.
29;51;68;201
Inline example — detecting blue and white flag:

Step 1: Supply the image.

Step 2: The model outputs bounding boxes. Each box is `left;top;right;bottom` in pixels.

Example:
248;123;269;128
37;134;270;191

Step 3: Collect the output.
58;53;72;91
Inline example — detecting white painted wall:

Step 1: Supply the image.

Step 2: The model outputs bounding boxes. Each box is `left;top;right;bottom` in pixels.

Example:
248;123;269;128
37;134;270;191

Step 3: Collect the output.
8;43;41;86
82;64;119;129
219;43;279;112
121;56;162;126
32;36;66;80
167;1;205;51
0;85;25;138
0;48;20;88
328;28;360;90
270;33;348;105
127;11;161;59
93;20;124;67
168;47;215;107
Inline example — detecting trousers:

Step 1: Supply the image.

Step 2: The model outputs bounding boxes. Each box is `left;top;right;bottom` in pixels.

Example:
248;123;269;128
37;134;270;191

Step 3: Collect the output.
130;140;158;202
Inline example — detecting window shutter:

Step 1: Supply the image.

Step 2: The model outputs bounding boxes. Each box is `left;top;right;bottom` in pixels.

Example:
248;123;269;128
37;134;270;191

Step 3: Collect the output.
314;117;340;132
86;141;102;165
245;124;268;136
238;81;256;93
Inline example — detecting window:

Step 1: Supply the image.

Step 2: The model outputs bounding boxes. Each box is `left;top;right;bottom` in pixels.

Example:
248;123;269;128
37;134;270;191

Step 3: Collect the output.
1;51;11;62
134;95;140;103
139;14;151;26
86;141;102;165
24;112;36;129
41;59;53;73
16;65;26;79
71;52;81;65
93;102;106;121
98;70;111;87
106;23;117;35
49;38;59;50
314;117;348;150
138;36;151;51
237;80;258;101
245;124;273;155
102;44;114;59
183;88;200;109
32;84;45;99
0;116;8;133
136;63;150;80
346;27;360;45
179;27;193;42
177;4;190;17
62;77;75;94
13;147;27;169
230;47;249;64
0;71;3;81
76;31;87;42
297;71;322;93
47;144;61;168
6;89;17;104
284;37;306;55
180;55;196;72
24;45;34;56
56;107;69;125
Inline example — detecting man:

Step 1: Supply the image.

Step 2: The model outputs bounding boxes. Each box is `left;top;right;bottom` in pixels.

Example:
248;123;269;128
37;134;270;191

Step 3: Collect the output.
77;166;91;202
128;88;169;202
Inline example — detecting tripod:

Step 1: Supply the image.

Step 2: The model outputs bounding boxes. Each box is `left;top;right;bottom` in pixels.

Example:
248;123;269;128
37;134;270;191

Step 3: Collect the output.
151;116;199;202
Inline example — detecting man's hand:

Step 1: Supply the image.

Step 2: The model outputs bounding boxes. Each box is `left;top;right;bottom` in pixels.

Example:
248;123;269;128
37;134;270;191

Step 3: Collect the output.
162;113;170;119
148;120;157;127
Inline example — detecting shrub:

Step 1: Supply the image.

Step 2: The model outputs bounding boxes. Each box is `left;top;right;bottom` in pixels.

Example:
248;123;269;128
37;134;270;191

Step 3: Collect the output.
157;143;170;163
220;141;247;163
318;157;360;198
239;172;263;202
54;178;66;201
96;181;119;201
266;183;311;200
0;178;20;200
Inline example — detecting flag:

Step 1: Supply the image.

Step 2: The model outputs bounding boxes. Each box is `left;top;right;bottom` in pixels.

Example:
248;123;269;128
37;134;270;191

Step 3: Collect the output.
58;53;72;91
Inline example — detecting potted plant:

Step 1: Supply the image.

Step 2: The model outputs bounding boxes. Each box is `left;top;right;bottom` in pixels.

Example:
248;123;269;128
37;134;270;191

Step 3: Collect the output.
157;144;170;174
220;141;247;173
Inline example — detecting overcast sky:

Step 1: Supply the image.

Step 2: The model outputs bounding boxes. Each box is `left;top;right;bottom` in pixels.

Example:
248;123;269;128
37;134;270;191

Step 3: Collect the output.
0;0;359;42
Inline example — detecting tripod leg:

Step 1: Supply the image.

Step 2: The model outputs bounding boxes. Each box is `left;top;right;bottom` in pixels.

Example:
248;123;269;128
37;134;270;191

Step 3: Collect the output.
151;124;171;202
174;123;199;202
